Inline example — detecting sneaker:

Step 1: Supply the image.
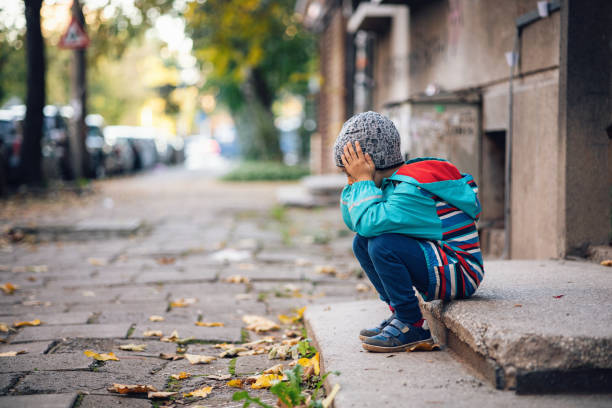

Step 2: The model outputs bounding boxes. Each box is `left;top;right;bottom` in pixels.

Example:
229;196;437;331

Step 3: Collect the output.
358;313;395;341
361;318;433;352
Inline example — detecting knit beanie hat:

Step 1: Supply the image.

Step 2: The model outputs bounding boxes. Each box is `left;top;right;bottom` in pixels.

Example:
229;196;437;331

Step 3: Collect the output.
333;111;404;170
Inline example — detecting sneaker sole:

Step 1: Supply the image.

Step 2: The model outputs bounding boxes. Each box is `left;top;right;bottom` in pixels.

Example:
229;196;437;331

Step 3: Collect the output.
361;338;434;353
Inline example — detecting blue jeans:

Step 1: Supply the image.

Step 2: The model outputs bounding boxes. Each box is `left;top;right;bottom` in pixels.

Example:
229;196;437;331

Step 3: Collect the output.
353;233;430;324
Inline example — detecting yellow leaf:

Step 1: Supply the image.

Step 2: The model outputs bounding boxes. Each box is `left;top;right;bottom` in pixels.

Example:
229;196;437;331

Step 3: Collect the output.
159;353;184;361
251;374;283;389
170;371;191;380
277;314;297;325
27;265;48;273
13;319;41;328
407;342;441;352
84;350;119;361
87;257;107;266
242;315;280;332
315;265;336;276
1;283;18;294
225;275;250;284
263;364;283;375
296;306;306;318
227;379;243;388
108;383;157;394
149;315;165;322
184;353;216;364
184;385;213;398
194;321;224;327
143;330;163;337
321;383;340;408
170;298;197;308
600;259;612;267
148;391;177;399
297;352;319;376
118;344;147;352
160;330;180;342
0;350;27;357
355;283;370;292
0;323;9;332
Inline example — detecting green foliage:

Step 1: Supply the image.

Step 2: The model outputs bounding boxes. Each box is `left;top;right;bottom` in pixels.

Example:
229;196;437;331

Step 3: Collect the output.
271;364;306;407
228;357;237;376
232;390;274;408
222;161;309;182
295;339;317;358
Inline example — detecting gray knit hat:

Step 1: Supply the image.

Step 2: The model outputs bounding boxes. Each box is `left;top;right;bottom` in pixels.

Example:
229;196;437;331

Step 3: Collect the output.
333;111;403;170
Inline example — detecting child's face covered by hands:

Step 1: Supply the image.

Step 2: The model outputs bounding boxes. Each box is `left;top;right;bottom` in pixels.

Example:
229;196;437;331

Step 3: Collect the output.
341;141;375;183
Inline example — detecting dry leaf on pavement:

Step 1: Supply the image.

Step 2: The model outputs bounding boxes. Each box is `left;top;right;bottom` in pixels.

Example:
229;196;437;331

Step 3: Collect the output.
118;344;147;351
148;391;177;399
184;386;213;398
143;330;163;337
170;372;191;380
226;379;243;388
297;352;320;376
108;383;157;394
87;257;107;266
243;315;280;332
170;298;197;308
84;350;120;361
225;275;250;284
0;323;9;332
156;257;176;265
600;259;612;266
322;384;340;408
149;315;165;322
1;283;18;294
251;374;283;389
207;374;231;381
263;364;284;375
161;330;180;342
159;353;184;361
184;353;216;364
315;265;336;276
0;350;27;357
355;283;370;292
13;319;41;328
406;343;441;352
218;347;248;358
194;321;224;327
278;306;306;325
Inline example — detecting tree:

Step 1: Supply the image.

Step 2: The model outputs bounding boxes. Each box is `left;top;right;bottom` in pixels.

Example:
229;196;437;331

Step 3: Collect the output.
184;0;316;160
20;0;46;186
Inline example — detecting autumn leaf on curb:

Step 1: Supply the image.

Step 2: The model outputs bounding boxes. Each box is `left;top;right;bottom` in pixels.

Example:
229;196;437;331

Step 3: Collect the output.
170;372;191;380
156;257;176;265
13;319;41;328
118;344;147;352
159;353;184;361
87;257;107;266
263;364;284;375
600;259;612;267
195;321;224;327
250;374;283;389
1;283;18;294
108;384;157;394
225;275;250;284
84;350;119;361
0;350;27;357
243;315;280;332
278;306;305;325
160;330;180;342
315;265;336;276
143;330;163;338
184;353;216;364
227;379;243;388
184;385;213;398
0;323;9;332
297;352;320;376
149;315;165;322
148;391;177;399
170;298;197;308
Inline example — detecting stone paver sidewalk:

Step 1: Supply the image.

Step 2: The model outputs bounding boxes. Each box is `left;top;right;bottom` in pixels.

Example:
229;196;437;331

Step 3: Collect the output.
0;168;372;407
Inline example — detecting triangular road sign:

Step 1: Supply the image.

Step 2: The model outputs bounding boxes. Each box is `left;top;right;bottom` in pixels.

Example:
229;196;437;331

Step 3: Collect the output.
59;17;90;49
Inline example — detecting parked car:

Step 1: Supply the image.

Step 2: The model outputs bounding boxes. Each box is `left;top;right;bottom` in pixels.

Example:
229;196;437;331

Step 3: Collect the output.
103;126;138;174
0;109;19;189
85;114;107;178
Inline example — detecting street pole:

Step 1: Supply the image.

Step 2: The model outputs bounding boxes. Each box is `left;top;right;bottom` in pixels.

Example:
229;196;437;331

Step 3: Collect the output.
70;0;89;179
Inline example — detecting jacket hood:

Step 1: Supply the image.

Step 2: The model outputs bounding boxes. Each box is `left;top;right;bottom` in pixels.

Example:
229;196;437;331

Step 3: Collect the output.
389;158;481;219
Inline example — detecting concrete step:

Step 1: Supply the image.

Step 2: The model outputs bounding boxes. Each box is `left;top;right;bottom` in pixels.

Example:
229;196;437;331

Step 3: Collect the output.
9;218;146;241
420;260;612;393
277;174;345;207
305;300;611;407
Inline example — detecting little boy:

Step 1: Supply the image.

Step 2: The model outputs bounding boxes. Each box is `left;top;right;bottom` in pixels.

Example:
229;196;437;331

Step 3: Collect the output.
333;111;484;352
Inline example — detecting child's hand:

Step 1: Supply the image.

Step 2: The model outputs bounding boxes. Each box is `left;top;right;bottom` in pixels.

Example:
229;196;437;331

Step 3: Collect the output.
341;141;375;182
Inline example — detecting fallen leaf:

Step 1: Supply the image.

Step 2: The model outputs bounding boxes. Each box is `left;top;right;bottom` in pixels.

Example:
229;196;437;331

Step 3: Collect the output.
553;295;565;299
225;275;250;284
207;374;231;381
321;383;340;408
148;391;177;399
0;323;9;332
13;319;41;328
170;298;197;308
119;344;147;351
81;290;96;297
108;383;157;394
161;330;180;343
406;343;441;352
600;259;612;267
195;321;224;327
263;364;284;375
184;386;213;398
243;315;280;332
278;306;305;325
1;283;18;294
295;258;311;266
315;265;336;276
143;330;163;337
87;257;107;266
184;353;216;364
156;257;176;265
84;350;120;361
149;315;165;322
514;304;523;308
251;374;283;389
297;352;320;376
355;283;370;292
170;372;191;380
227;379;243;388
219;347;248;358
159;353;184;361
27;265;48;273
0;350;27;357
213;343;232;350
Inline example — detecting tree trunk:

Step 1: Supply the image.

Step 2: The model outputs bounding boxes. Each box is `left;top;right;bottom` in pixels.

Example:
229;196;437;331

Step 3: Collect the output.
20;0;45;186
